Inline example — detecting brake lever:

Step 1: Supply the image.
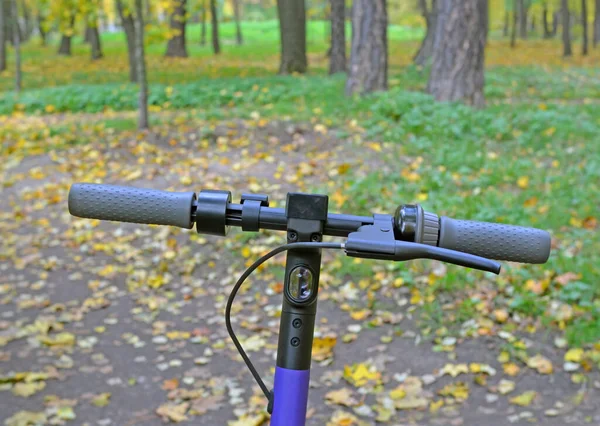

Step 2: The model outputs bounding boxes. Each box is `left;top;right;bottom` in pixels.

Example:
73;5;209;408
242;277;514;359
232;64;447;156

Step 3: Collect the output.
391;240;501;274
344;215;501;274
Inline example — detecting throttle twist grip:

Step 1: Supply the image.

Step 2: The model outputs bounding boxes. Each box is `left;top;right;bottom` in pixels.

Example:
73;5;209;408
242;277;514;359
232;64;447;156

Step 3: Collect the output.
438;217;551;264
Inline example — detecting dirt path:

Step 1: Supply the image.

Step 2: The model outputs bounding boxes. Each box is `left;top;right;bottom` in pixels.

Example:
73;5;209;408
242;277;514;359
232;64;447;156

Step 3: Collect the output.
1;116;598;426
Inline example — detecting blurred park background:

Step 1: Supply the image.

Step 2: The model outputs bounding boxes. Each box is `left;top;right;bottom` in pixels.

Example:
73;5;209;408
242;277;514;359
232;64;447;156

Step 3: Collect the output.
1;0;600;425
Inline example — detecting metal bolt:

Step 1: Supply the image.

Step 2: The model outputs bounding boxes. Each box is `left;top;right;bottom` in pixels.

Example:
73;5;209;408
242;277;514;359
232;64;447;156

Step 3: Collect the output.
291;337;300;347
292;318;302;329
288;231;298;242
310;234;321;242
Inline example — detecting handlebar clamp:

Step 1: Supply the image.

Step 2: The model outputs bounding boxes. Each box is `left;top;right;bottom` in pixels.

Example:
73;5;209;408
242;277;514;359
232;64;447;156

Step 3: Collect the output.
195;190;232;236
240;193;269;232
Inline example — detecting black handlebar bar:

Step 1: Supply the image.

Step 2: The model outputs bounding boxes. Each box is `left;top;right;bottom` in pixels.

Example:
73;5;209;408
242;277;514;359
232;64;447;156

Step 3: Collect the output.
68;183;551;266
69;183;375;235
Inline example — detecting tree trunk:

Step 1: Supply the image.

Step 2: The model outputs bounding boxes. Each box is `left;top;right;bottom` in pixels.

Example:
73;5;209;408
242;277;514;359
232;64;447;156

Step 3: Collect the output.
8;0;23;45
414;0;438;66
518;0;527;39
345;0;387;95
134;0;148;129
89;24;103;60
530;15;536;33
37;14;47;46
329;0;346;73
324;7;331;49
200;0;206;45
210;0;220;54
12;0;21;92
58;35;72;55
427;0;487;107
582;0;589;54
233;0;243;45
543;6;552;38
165;0;187;57
58;15;75;56
594;0;600;47
483;0;489;36
84;25;92;43
562;0;572;56
0;0;6;72
5;0;14;47
511;0;517;47
552;11;559;35
503;10;509;36
22;1;33;41
116;0;138;83
277;0;307;74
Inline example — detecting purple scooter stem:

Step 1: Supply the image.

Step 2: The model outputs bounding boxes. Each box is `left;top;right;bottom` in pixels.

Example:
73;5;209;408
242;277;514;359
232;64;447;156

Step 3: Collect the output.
270;367;310;426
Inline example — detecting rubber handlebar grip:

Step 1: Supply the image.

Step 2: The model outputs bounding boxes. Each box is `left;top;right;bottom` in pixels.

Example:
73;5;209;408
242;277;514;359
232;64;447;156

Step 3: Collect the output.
68;183;196;229
438;216;551;264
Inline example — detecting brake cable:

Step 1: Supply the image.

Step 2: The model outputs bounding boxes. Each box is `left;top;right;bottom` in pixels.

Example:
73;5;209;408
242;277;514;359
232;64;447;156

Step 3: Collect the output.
225;242;345;402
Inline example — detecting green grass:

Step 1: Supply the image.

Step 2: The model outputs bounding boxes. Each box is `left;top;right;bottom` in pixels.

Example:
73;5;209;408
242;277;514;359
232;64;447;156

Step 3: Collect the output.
334;85;600;345
3;64;600;116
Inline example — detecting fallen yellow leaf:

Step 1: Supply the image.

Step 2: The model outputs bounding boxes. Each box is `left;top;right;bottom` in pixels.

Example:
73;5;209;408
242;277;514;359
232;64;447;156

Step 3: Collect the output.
441;363;469;378
527;354;553;374
498;379;515;395
565;348;584;363
12;381;46;397
39;332;76;347
367;142;382;152
343;363;381;387
510;391;537;407
493;309;509;323
503;363;520;377
312;336;337;362
517;176;529;188
429;399;444;413
324;388;358;407
156;402;189;423
349;310;371;321
390;386;407;400
438;382;469;401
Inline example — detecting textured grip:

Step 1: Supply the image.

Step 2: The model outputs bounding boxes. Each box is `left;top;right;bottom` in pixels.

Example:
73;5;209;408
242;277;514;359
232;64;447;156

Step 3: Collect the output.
438;217;551;264
69;183;196;229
